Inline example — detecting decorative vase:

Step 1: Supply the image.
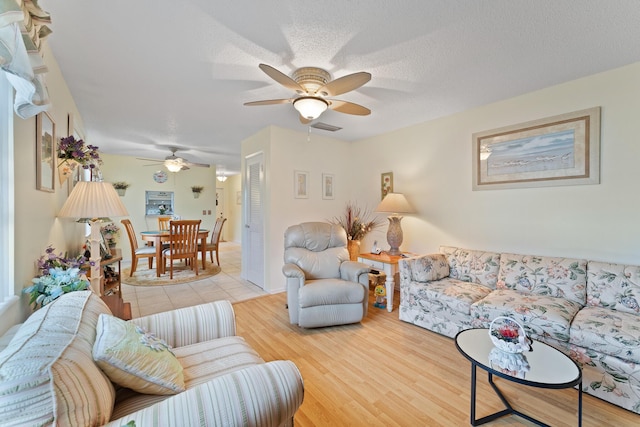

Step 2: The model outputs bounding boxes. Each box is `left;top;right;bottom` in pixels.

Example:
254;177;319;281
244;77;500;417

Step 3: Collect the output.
58;159;79;184
193;192;200;199
116;188;126;196
347;239;361;261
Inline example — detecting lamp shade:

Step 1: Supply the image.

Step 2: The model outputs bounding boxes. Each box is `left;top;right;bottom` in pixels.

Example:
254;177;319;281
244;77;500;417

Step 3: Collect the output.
59;181;129;219
375;193;415;214
293;96;329;120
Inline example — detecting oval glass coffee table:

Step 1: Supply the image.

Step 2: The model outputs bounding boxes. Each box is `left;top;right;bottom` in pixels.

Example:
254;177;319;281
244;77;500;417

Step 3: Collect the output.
455;328;582;426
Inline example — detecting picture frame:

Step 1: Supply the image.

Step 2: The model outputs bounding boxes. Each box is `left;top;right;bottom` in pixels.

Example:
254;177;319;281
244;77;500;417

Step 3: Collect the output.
322;173;334;200
294;170;309;199
36;111;55;192
381;172;393;200
472;107;601;190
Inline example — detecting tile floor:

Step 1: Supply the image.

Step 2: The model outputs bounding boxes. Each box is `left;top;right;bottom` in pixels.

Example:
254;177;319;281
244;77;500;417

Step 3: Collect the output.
120;241;267;318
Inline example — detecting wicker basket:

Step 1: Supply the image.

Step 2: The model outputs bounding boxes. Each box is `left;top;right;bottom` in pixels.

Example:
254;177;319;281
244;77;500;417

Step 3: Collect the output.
489;316;531;354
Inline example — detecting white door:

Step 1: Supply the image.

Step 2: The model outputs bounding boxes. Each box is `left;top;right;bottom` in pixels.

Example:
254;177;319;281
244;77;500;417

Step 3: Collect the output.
216;187;224;241
243;153;264;288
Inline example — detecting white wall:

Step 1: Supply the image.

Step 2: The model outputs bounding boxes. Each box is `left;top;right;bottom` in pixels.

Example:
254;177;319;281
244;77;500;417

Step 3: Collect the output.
350;62;640;264
7;43;86;332
241;126;358;293
224;174;242;243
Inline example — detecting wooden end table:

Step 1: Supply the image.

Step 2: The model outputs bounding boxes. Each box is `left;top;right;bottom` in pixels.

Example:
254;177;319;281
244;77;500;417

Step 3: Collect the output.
358;252;412;312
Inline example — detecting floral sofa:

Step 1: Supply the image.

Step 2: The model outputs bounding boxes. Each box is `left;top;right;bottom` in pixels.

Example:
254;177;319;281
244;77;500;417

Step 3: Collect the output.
398;246;640;414
0;291;304;426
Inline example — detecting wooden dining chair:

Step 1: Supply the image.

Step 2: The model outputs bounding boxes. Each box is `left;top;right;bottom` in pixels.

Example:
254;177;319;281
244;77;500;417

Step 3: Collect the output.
162;220;201;279
157;216;172;230
121;219;156;276
200;217;226;266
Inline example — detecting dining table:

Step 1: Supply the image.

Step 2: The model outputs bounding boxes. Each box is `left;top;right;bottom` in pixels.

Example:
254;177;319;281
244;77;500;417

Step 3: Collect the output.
140;229;210;277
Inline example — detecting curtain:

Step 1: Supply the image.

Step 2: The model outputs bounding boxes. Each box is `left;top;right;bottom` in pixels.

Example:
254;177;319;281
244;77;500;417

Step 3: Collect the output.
0;0;51;118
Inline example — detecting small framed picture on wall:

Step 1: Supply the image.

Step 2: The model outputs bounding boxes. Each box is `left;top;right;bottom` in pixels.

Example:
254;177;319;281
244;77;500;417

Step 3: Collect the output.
381;171;393;200
294;170;309;199
322;173;334;200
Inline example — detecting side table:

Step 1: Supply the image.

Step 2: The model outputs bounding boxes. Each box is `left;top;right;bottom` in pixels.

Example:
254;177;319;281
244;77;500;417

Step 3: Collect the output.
358;252;411;312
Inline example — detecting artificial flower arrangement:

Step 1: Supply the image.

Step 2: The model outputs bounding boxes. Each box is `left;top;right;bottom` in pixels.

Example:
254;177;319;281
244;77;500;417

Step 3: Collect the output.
57;135;102;184
330;202;384;241
101;222;121;246
489;316;532;354
23;246;89;309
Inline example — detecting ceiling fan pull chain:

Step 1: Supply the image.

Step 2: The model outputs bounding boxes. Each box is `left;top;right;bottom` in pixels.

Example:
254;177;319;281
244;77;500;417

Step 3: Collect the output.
307;125;311;143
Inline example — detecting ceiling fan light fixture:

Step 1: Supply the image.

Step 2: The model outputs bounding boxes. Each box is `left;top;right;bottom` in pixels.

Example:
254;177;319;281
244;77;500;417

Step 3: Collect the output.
293;96;328;120
164;160;182;173
217;175;227;182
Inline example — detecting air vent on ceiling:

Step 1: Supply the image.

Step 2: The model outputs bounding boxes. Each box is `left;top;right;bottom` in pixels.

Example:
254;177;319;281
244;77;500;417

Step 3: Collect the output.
311;122;342;132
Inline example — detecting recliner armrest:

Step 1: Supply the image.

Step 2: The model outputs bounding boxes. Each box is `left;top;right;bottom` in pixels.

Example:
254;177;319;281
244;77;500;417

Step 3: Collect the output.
128;300;236;348
283;263;305;279
340;261;371;284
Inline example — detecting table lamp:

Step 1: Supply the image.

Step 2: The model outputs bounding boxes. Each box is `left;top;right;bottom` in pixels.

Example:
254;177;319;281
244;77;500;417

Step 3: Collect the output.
58;181;129;293
375;192;415;256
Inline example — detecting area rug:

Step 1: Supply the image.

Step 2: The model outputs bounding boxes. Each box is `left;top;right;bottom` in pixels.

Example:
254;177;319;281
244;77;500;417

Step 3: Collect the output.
121;263;221;286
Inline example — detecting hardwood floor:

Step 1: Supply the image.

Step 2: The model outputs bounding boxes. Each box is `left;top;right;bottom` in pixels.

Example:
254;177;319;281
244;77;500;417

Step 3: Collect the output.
233;292;640;426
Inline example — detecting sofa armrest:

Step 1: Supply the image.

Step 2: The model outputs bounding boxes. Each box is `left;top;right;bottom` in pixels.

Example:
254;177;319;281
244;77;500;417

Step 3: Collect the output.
128;300;236;348
103;360;304;427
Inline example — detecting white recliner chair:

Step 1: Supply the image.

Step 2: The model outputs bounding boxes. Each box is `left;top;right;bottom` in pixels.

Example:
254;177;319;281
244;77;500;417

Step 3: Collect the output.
283;222;371;328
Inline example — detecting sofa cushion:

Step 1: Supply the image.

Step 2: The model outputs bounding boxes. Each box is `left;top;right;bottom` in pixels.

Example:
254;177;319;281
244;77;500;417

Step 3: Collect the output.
440;246;501;288
404;254;450;283
111;336;264;420
570;306;640;364
587;261;640;315
471;289;583;344
93;314;185;395
300;279;365;307
497;253;587;305
0;291;115;427
418;278;493;315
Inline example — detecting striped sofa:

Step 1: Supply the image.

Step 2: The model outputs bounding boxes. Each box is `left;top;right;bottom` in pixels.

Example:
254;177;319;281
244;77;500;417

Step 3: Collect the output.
399;246;640;415
0;291;304;426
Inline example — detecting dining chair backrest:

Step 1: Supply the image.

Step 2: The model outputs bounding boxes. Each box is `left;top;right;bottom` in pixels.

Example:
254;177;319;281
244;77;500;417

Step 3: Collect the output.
210;217;227;245
168;220;201;256
121;219;139;251
158;216;172;230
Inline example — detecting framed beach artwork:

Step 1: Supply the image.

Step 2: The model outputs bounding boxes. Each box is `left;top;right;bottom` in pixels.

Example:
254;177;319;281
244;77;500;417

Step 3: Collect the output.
472;107;600;190
36;112;55;192
294;170;309;199
381;172;393;200
322;173;334;200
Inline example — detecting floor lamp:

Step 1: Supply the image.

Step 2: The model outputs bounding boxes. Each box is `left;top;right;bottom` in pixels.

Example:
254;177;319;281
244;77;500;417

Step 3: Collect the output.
58;181;129;294
375;192;415;256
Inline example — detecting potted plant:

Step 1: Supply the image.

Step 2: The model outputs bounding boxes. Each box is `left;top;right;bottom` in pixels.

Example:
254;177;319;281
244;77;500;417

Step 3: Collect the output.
191;185;204;199
113;181;130;196
57;135;102;185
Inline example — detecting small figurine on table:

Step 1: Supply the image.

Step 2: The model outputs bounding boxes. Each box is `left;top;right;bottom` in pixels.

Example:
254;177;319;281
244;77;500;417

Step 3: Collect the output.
373;282;387;309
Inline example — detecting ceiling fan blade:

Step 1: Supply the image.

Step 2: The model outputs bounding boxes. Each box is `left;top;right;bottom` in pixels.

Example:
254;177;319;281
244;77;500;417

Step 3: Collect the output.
137;157;163;162
316;72;371;97
328;100;371;116
259;64;305;93
186;162;210;168
244;98;293;106
299;115;312;125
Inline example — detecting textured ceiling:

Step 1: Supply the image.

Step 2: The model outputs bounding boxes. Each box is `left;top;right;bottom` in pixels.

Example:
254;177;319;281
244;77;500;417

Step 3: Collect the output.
40;1;640;174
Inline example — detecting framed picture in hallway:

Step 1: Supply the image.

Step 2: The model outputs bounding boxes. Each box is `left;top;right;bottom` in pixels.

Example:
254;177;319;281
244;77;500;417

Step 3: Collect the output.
294;170;309;199
472;107;600;191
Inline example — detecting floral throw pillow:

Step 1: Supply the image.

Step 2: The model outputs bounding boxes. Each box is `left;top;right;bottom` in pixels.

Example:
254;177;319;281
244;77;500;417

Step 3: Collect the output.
93;314;185;395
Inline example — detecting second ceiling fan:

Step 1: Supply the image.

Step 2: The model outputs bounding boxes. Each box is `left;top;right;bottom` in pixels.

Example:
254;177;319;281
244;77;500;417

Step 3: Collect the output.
244;64;371;124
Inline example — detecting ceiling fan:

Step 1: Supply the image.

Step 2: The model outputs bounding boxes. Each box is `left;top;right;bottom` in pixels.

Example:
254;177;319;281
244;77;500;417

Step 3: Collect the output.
244;64;372;124
137;147;210;173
